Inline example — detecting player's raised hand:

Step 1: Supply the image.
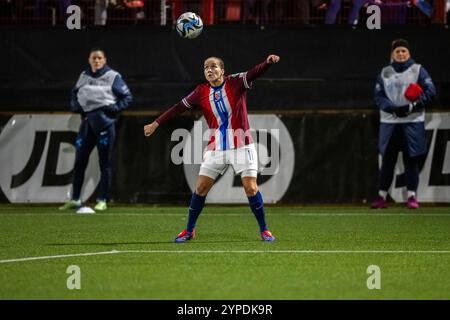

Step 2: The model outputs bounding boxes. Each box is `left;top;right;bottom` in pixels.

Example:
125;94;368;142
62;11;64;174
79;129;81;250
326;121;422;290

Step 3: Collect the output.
144;121;159;137
266;55;280;64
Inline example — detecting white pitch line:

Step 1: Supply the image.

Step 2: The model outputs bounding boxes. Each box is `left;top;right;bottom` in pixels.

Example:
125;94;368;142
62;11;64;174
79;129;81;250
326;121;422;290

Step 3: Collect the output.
2;249;450;264
0;213;247;216
289;213;450;217
121;250;450;254
0;250;121;264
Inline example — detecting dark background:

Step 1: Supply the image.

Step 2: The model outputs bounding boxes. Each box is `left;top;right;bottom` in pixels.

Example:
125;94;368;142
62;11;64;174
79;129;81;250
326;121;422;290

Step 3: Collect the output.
1;25;449;111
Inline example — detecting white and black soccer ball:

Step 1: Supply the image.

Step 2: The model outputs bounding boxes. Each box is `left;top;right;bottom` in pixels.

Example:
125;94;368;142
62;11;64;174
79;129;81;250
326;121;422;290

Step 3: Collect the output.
176;12;203;39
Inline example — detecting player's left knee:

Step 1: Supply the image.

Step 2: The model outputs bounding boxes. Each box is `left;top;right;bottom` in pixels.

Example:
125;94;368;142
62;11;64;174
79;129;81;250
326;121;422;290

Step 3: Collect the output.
243;184;258;197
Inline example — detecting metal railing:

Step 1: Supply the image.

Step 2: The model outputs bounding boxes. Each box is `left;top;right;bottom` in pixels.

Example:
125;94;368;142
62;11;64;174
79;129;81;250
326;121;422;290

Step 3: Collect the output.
0;0;447;25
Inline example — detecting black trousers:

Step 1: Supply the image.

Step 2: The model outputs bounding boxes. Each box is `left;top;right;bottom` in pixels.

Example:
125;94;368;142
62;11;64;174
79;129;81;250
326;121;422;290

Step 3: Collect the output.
378;126;421;193
72;121;116;201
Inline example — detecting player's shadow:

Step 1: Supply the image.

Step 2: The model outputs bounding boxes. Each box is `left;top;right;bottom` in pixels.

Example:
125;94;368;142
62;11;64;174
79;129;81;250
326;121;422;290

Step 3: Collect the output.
45;239;254;246
46;241;175;246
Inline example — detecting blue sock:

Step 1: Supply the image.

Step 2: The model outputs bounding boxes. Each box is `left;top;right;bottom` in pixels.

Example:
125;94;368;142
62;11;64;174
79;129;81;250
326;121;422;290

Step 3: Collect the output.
186;193;206;233
248;191;267;232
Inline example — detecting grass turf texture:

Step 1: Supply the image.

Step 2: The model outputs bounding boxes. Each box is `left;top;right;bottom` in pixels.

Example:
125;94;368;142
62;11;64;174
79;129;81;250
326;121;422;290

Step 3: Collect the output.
0;205;449;299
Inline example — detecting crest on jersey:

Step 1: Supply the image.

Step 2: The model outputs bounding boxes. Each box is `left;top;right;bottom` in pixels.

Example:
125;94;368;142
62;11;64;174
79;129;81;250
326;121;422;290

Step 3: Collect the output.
214;91;221;101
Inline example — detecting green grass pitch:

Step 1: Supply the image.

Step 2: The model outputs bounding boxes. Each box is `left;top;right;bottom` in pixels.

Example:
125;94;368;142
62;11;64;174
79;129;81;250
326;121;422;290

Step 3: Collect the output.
1;205;450;299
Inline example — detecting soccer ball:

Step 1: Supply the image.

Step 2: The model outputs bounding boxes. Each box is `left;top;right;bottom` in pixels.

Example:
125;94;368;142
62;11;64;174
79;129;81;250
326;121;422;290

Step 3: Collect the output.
176;12;203;39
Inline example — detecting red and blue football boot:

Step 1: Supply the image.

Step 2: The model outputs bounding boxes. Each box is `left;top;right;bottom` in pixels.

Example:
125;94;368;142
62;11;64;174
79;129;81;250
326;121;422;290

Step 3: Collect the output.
175;229;196;243
261;230;275;242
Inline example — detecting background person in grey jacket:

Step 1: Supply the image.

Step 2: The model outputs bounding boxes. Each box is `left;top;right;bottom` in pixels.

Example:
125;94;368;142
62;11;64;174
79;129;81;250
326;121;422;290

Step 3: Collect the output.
371;39;436;209
60;48;132;211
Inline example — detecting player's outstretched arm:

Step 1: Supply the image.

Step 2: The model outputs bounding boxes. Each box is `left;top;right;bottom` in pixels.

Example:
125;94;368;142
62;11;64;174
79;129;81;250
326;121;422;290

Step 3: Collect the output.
246;54;280;83
144;86;199;138
144;121;159;137
143;100;191;137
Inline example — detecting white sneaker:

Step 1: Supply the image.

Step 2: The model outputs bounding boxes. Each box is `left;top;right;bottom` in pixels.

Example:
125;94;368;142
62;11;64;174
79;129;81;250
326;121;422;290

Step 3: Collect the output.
76;206;95;214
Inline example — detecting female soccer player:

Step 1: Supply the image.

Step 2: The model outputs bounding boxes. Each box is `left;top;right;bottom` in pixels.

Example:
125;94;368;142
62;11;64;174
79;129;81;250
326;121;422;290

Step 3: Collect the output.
144;54;280;242
60;48;133;211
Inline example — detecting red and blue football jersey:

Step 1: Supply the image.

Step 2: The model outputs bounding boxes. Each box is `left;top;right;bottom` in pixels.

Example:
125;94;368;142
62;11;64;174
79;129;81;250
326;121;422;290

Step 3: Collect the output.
156;60;271;151
182;72;253;150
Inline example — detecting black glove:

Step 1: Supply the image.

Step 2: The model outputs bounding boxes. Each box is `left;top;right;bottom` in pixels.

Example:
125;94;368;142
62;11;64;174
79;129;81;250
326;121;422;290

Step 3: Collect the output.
410;101;424;113
103;104;119;116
